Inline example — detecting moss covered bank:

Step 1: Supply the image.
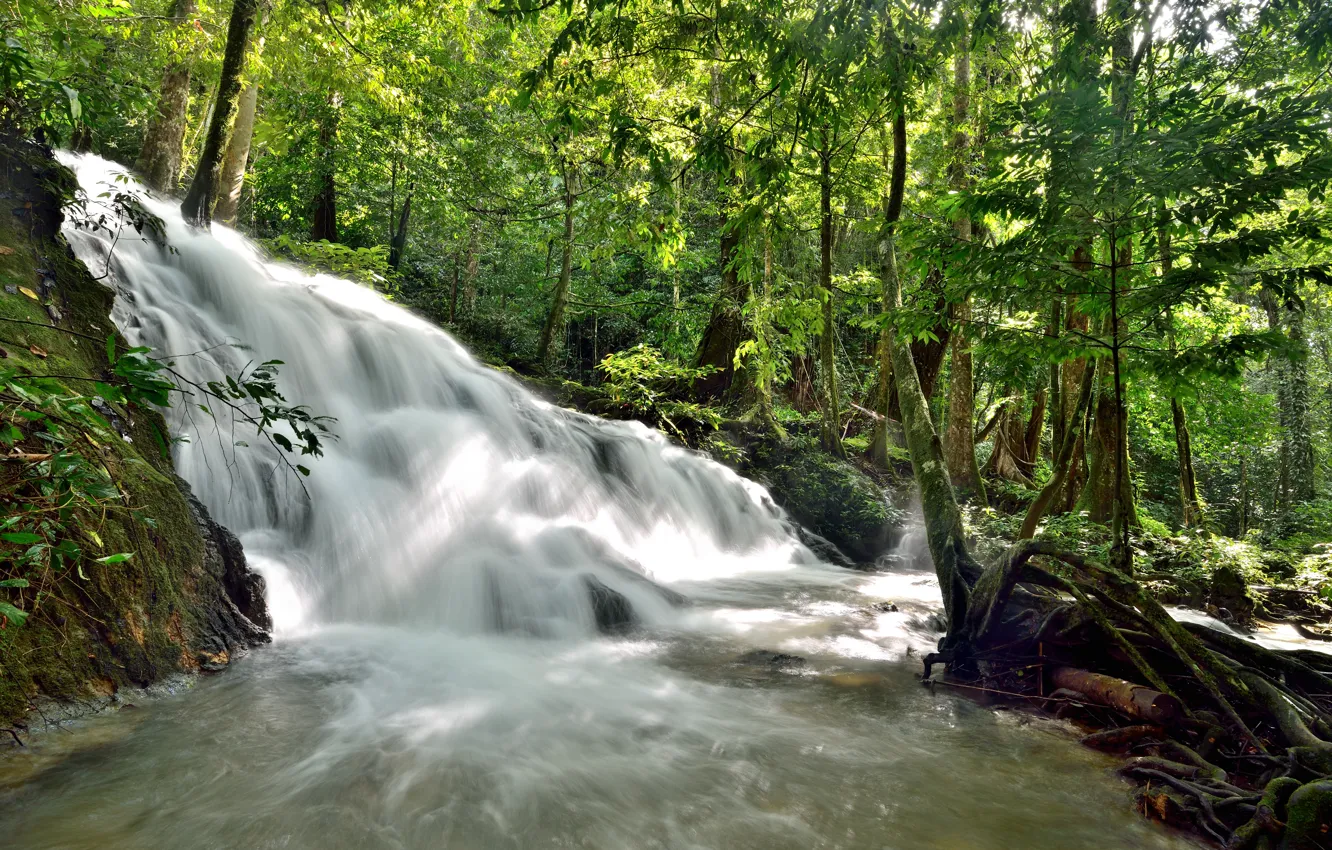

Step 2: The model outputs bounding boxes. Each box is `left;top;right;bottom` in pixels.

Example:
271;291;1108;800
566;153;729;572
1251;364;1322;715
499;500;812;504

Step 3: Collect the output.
0;140;269;734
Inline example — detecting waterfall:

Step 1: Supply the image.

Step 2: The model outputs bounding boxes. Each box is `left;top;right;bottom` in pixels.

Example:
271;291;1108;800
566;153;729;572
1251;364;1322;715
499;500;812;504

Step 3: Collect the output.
58;153;816;637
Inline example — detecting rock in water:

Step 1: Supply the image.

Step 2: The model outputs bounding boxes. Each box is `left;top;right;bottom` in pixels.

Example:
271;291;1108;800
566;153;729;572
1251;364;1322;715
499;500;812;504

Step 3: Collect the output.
1209;565;1253;623
582;575;637;634
735;649;807;670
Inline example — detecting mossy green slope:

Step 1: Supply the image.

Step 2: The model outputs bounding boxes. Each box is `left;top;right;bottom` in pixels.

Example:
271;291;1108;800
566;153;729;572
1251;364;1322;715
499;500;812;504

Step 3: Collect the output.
0;141;268;730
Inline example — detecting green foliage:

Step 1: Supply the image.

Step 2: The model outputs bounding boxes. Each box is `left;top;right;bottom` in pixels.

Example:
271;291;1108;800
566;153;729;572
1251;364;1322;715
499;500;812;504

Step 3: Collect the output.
596;344;721;438
0;36;82;136
1;363;141;627
1;294;332;630
263;235;391;287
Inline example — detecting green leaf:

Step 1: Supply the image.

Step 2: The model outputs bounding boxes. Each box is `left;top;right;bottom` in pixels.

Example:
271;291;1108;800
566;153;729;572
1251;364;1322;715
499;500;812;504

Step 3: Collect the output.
0;578;29;588
1;532;43;545
95;382;126;404
95;552;133;565
0;601;28;626
62;83;80;122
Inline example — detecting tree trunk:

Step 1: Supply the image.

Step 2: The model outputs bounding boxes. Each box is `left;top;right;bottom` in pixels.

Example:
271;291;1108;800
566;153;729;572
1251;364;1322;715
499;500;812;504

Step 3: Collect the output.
881;107;980;642
1285;306;1316;506
137;0;198;193
180;0;259;226
1021;359;1097;538
537;170;575;365
388;182;413;270
942;38;985;501
818;129;843;457
1061;289;1091;510
463;222;480;314
694;207;747;397
309;91;341;242
449;248;461;322
695;62;748;400
1022;386;1047;474
945;299;985;501
212;78;259;225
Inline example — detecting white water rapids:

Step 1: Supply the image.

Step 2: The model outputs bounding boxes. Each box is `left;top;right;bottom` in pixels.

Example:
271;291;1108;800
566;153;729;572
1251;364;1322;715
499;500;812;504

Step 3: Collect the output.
0;154;1193;849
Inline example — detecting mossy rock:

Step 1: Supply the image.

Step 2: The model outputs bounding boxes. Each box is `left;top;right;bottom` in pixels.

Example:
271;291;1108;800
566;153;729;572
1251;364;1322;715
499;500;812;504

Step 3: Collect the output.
0;138;269;730
1283;780;1332;850
734;432;902;564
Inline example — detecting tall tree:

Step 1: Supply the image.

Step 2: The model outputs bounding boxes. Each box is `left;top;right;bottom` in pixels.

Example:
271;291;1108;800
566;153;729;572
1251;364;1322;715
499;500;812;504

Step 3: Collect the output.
180;0;260;226
136;0;198;193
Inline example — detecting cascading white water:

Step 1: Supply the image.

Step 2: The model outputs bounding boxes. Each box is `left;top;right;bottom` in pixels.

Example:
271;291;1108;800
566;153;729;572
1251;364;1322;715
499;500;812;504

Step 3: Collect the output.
61;153;817;638
0;154;1195;850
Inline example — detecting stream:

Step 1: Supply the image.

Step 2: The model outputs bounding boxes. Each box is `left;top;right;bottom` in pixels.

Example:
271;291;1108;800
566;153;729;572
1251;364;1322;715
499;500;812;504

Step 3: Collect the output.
0;154;1194;850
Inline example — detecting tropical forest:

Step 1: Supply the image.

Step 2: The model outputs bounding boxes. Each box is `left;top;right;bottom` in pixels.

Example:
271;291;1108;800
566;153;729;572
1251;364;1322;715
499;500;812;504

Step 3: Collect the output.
1;0;1332;845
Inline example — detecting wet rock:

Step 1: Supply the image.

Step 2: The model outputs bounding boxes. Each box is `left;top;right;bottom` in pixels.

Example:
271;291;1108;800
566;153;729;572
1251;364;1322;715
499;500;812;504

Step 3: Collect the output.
1209;565;1253;623
795;526;855;568
865;601;899;614
729;432;903;564
735;649;807;670
180;481;272;639
90;396;129;439
582;575;637;634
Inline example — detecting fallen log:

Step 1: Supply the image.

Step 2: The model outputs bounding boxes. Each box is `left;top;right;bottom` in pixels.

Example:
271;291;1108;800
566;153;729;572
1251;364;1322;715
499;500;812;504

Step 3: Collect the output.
1051;667;1184;726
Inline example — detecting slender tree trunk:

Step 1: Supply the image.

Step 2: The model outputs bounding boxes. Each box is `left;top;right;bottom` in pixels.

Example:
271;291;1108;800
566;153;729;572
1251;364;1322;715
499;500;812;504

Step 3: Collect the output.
943;43;985;502
1285;306;1316;505
881;107;980;642
449;248;461;323
1049;297;1064;462
1061;289;1091;510
213;78;259;225
1022;387;1047;474
463;223;480;313
537;168;575;365
137;0;198;193
694;62;749;399
818;129;844;457
755;226;779;430
1021;360;1097;538
1159;218;1204;527
1108;237;1135;574
388;182;413;270
310;91;341;242
1238;453;1248;535
694;205;747;397
180;0;259;226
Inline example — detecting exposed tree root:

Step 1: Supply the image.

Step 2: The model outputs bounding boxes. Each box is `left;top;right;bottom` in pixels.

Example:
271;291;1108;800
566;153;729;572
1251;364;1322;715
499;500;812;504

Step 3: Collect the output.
923;539;1332;847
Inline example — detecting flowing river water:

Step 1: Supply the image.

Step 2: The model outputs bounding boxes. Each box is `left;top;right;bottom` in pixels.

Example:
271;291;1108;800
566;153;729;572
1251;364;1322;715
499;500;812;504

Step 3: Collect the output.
0;155;1195;849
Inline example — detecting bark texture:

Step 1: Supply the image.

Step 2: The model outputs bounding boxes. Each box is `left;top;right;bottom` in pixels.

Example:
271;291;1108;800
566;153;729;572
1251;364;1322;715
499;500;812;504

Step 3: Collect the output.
309;91;341;242
212;79;259;225
137;0;198;193
537;169;575;365
817;131;843;456
180;0;259;226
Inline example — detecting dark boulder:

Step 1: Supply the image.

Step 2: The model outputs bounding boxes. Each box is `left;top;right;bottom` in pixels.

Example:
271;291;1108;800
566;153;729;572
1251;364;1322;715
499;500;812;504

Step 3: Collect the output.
180;480;272;642
1209;565;1253;624
717;429;904;565
582;575;637;634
